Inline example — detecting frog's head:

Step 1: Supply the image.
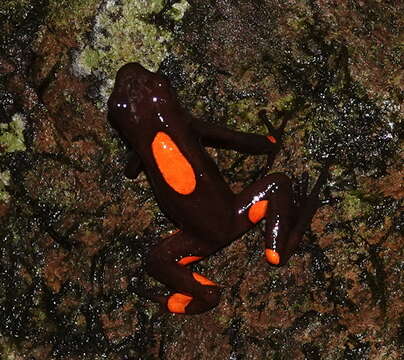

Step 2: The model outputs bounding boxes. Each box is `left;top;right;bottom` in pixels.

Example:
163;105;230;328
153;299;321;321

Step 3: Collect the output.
107;63;175;140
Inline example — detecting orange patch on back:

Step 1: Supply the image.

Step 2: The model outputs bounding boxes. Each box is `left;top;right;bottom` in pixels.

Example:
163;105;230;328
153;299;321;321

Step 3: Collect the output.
248;200;269;223
152;131;196;195
193;272;216;286
177;256;203;266
167;293;193;313
267;135;277;143
265;249;280;265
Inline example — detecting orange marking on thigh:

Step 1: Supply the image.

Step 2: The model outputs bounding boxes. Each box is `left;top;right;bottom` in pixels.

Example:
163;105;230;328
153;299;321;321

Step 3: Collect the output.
151;132;196;195
167;293;193;313
267;135;277;143
192;272;216;286
248;200;269;223
265;249;280;265
177;256;203;266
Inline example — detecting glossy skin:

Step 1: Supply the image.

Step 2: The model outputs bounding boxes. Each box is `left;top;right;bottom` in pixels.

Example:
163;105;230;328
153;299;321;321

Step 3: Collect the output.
108;63;327;314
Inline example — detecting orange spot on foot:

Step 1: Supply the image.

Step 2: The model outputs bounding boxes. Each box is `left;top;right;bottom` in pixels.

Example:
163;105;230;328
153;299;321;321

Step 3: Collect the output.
177;256;203;266
152;132;196;195
167;293;193;313
248;200;269;223
192;272;217;286
267;135;277;144
265;249;280;265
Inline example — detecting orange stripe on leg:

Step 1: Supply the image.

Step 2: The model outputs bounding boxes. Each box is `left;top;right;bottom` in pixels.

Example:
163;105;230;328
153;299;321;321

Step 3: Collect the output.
265;249;280;265
177;256;203;266
167;293;193;313
151;132;196;195
248;200;269;223
192;272;217;286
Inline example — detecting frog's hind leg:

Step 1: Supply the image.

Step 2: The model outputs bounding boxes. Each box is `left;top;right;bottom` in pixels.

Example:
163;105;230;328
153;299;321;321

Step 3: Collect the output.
233;169;328;266
234;173;295;266
145;231;222;314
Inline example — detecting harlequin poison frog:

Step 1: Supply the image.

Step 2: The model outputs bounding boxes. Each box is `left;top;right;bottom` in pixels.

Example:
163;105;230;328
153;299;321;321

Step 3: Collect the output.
107;63;328;314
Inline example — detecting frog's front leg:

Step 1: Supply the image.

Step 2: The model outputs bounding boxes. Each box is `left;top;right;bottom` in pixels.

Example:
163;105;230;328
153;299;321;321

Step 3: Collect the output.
146;231;223;314
124;151;143;179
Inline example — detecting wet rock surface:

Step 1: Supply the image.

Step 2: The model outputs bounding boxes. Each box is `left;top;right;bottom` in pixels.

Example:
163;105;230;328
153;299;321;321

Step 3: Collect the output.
0;1;402;359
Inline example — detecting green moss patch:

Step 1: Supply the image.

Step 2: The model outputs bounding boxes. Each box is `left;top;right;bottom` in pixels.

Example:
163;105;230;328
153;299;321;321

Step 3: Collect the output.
0;113;26;153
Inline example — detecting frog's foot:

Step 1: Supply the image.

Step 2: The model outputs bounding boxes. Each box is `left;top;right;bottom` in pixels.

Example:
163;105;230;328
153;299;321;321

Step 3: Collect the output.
258;109;288;143
295;166;329;230
258;110;289;169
